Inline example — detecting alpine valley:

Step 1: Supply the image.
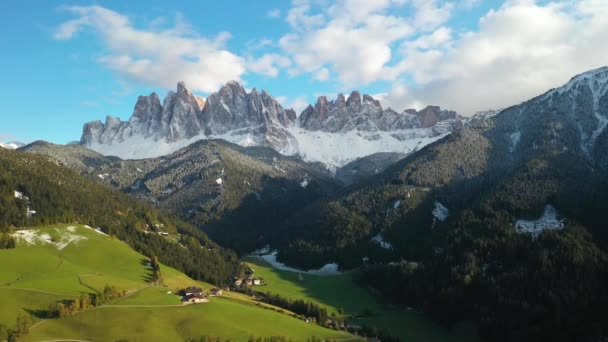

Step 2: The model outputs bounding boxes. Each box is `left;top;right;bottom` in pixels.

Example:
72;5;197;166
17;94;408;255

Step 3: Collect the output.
3;66;608;342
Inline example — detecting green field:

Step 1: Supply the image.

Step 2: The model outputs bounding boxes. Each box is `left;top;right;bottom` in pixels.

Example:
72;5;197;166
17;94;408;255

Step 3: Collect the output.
0;225;357;341
244;257;478;342
26;298;352;341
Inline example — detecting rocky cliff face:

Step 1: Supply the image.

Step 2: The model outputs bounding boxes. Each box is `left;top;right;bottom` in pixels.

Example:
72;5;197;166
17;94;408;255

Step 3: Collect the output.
201;81;297;153
81;82;206;146
81;81;297;158
80;81;462;167
299;92;460;132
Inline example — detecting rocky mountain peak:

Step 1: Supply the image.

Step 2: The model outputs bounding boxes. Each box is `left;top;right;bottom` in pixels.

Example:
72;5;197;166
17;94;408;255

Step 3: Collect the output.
81;82;206;147
299;91;461;133
80;80;462;166
346;91;361;112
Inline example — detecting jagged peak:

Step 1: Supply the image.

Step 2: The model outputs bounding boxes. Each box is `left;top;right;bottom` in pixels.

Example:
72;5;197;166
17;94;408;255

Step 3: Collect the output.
105;115;122;126
346;90;361;105
176;81;187;94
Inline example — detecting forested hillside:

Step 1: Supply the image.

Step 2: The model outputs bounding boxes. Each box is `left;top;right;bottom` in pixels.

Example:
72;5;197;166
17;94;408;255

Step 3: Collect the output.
21;139;341;254
272;70;608;341
0;148;241;285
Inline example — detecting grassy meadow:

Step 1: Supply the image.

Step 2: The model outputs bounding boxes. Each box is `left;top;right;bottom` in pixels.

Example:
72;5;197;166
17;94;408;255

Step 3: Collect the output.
244;257;478;342
1;225;357;341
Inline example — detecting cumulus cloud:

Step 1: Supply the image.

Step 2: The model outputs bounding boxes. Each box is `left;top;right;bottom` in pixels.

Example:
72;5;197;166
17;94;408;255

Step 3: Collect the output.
276;95;310;114
277;0;457;86
54;6;246;93
381;0;608;115
247;53;292;77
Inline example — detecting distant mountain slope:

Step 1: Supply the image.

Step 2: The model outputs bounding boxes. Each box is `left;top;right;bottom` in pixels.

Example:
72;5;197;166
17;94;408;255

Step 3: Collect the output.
0;141;24;149
22;139;341;253
335;152;407;186
79;81;462;168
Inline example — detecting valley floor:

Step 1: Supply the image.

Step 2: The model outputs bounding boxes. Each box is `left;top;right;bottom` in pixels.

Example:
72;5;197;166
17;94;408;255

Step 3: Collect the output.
242;257;479;342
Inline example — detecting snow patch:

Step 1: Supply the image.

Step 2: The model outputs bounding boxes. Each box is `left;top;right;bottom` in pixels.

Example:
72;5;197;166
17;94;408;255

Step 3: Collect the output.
14;190;25;199
97;173;110;180
515;205;565;238
12;227;91;249
215;178;223;185
371;233;393;249
0;142;24;149
300;178;309;188
509;131;521;153
432;201;449;221
287;126;450;169
393;200;401;209
252;251;342;275
12;230;44;245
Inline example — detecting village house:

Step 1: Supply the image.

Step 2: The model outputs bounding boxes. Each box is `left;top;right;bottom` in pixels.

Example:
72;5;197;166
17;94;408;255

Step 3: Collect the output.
182;286;208;303
209;287;223;296
234;278;243;286
183;286;203;296
185;292;208;303
253;278;261;285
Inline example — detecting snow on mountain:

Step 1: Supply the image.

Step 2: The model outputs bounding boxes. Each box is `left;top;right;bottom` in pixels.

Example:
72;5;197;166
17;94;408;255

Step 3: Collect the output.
544;66;608;156
80;81;463;167
288;125;451;170
432;201;449;221
0;141;25;149
515;205;564;238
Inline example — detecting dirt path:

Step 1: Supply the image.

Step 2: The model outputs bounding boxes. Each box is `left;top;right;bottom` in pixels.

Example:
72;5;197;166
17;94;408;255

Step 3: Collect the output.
101;304;188;308
0;286;78;297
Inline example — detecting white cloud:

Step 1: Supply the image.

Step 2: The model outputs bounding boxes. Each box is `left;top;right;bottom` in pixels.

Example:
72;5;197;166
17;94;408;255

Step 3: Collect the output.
411;0;455;32
313;67;330;81
247;53;292;77
276;95;310;114
277;0;455;87
384;0;608;115
267;8;282;18
54;6;246;93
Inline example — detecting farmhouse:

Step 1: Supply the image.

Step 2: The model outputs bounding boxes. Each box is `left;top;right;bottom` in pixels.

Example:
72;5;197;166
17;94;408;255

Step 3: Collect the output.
210;287;223;296
184;286;203;296
182;286;208;303
185;293;208;303
234;278;243;286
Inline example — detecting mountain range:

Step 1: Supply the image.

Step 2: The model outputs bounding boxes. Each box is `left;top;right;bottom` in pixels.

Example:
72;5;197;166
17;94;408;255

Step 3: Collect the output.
80;81;462;168
13;66;608;342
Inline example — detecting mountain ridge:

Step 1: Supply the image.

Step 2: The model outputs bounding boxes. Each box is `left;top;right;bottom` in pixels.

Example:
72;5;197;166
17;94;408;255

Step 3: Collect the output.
80;81;462;167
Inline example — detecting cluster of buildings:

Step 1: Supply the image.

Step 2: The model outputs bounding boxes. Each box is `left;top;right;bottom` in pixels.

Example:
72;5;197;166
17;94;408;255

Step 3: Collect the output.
234;267;264;286
182;286;223;304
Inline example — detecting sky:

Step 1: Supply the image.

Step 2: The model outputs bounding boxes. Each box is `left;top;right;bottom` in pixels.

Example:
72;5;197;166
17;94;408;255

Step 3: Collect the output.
1;0;608;144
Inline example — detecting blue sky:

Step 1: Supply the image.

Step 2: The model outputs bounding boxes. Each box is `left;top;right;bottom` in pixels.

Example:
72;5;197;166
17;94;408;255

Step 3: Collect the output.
1;0;607;144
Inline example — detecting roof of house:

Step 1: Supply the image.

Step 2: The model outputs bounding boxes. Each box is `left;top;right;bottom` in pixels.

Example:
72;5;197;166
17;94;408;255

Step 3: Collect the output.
184;286;203;293
186;293;205;299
